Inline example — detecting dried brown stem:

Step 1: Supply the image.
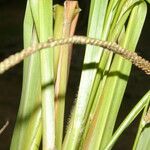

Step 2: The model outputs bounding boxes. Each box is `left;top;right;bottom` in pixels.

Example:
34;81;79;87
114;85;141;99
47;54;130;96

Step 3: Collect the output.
144;107;150;123
0;121;9;135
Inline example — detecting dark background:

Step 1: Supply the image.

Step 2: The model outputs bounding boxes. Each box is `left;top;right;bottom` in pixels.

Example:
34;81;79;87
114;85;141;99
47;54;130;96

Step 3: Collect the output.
0;0;149;149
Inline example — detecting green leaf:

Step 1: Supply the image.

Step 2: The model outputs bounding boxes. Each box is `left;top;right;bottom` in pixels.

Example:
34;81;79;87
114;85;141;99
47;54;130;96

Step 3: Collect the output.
98;2;147;149
10;1;42;149
133;92;150;149
146;0;150;4
62;0;109;150
135;127;150;150
53;5;64;78
105;91;150;150
80;1;147;150
38;0;55;149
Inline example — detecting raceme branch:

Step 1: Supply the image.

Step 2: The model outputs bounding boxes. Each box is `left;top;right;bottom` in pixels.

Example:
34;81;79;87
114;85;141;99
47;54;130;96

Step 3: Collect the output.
0;35;149;75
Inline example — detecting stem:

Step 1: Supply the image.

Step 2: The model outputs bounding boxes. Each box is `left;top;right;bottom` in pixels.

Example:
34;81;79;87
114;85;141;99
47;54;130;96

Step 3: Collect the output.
54;2;80;150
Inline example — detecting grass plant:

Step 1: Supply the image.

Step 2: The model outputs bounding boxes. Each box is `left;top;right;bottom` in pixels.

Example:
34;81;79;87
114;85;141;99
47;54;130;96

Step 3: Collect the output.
6;0;150;149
